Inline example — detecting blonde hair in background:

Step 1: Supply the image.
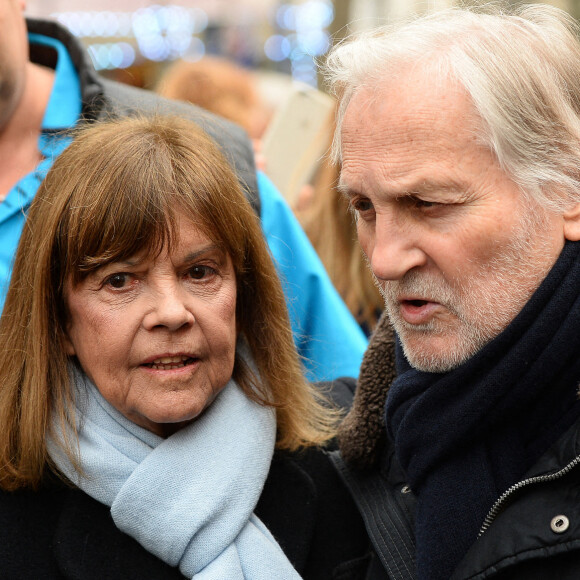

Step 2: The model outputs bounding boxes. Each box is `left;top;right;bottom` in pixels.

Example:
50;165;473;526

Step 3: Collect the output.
0;115;338;491
325;2;580;212
297;152;383;333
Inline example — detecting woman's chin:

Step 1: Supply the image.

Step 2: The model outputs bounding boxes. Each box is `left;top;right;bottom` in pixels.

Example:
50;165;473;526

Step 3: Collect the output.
130;398;219;437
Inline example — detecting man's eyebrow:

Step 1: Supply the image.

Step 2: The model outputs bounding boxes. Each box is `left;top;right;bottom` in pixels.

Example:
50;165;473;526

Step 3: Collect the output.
337;179;466;199
336;181;357;199
405;180;465;195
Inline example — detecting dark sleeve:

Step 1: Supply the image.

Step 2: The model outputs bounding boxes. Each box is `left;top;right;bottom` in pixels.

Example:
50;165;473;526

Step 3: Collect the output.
256;447;372;580
315;376;358;411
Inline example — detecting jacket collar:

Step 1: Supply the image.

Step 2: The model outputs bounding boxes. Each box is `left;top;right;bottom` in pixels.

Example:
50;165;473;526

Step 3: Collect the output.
337;312;395;469
26;18;106;122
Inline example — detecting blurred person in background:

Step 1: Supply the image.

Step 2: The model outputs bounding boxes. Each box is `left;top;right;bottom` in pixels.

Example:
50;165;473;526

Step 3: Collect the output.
157;56;270;142
0;114;372;579
0;0;367;382
295;136;383;337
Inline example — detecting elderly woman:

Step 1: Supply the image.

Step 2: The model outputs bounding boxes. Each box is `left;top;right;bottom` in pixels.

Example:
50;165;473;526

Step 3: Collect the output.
0;116;370;579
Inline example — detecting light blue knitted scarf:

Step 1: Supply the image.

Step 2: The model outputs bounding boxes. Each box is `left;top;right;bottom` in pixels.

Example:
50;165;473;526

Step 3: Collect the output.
48;365;301;579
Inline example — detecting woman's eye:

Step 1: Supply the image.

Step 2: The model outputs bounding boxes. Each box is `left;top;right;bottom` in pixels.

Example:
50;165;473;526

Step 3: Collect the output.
187;265;215;280
105;273;130;289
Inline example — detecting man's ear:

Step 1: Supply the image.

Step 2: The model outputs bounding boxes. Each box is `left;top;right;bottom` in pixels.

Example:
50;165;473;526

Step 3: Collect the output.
563;202;580;241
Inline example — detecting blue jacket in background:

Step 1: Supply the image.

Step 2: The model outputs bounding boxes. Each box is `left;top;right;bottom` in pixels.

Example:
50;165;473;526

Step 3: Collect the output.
258;172;367;380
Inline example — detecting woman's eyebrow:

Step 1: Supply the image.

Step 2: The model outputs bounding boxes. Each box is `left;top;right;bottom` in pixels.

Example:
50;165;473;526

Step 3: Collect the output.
182;244;222;262
96;258;140;270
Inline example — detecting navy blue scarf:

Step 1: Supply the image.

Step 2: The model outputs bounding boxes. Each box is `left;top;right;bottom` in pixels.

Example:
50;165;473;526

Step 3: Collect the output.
385;241;580;580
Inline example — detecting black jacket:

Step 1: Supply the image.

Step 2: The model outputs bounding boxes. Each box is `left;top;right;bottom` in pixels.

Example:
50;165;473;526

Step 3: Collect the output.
0;446;372;579
333;315;580;579
452;419;580;579
338;420;580;580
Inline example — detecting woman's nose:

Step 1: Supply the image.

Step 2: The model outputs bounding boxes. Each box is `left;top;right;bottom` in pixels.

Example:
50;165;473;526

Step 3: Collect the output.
143;284;195;331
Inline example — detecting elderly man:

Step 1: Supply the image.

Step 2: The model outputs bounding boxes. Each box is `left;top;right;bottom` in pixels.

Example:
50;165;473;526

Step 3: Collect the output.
324;4;580;579
0;0;367;382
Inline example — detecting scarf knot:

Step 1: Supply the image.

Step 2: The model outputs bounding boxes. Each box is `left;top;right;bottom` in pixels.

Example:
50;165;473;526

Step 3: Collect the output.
48;364;300;580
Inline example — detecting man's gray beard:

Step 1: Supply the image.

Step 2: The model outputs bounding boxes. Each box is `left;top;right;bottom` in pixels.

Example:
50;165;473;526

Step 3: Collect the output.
374;203;556;373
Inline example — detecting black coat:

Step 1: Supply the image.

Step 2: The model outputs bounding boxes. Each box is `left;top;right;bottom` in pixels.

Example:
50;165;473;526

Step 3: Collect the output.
334;316;580;579
451;419;580;580
351;419;580;580
0;445;372;579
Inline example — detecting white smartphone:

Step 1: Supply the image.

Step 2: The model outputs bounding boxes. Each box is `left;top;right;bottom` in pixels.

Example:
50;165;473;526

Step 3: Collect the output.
261;84;336;206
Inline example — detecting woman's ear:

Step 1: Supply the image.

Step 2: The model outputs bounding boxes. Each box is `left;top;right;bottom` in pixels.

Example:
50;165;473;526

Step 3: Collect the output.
563;202;580;241
63;332;76;356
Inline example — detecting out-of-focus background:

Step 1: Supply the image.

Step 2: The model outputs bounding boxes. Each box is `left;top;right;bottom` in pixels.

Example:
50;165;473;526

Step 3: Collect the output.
25;0;579;94
23;0;580;335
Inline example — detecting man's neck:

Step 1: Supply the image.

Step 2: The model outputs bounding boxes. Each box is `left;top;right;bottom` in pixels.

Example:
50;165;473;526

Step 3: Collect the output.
0;62;54;201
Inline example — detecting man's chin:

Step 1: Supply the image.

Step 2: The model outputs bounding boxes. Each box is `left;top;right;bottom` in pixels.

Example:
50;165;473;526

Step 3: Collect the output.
386;307;488;372
398;331;477;373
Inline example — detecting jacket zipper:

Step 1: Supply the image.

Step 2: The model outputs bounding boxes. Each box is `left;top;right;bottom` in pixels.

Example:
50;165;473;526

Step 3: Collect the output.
478;454;580;537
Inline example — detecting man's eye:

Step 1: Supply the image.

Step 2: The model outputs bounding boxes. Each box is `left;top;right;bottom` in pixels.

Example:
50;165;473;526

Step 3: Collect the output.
351;198;374;213
105;273;129;289
415;199;436;208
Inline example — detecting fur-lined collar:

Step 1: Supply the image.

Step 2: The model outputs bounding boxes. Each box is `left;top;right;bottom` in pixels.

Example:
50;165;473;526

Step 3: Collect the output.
338;312;395;469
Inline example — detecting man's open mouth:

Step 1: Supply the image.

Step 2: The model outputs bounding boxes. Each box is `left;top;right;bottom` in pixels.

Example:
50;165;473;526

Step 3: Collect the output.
404;299;429;307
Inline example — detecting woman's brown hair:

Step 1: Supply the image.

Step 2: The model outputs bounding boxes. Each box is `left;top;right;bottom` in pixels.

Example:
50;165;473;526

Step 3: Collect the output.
0;115;337;491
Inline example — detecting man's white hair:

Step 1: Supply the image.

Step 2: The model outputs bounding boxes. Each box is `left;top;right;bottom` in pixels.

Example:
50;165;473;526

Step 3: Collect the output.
324;3;580;211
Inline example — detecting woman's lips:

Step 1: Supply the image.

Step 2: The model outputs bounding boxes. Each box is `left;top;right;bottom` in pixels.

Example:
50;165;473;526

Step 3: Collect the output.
399;299;440;325
140;354;200;372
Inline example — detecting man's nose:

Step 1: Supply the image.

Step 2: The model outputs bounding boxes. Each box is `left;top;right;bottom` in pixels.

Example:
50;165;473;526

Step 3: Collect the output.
367;214;427;281
143;284;195;331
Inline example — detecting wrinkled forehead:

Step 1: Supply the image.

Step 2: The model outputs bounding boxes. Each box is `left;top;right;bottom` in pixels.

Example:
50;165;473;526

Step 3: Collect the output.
343;69;477;137
339;75;482;192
